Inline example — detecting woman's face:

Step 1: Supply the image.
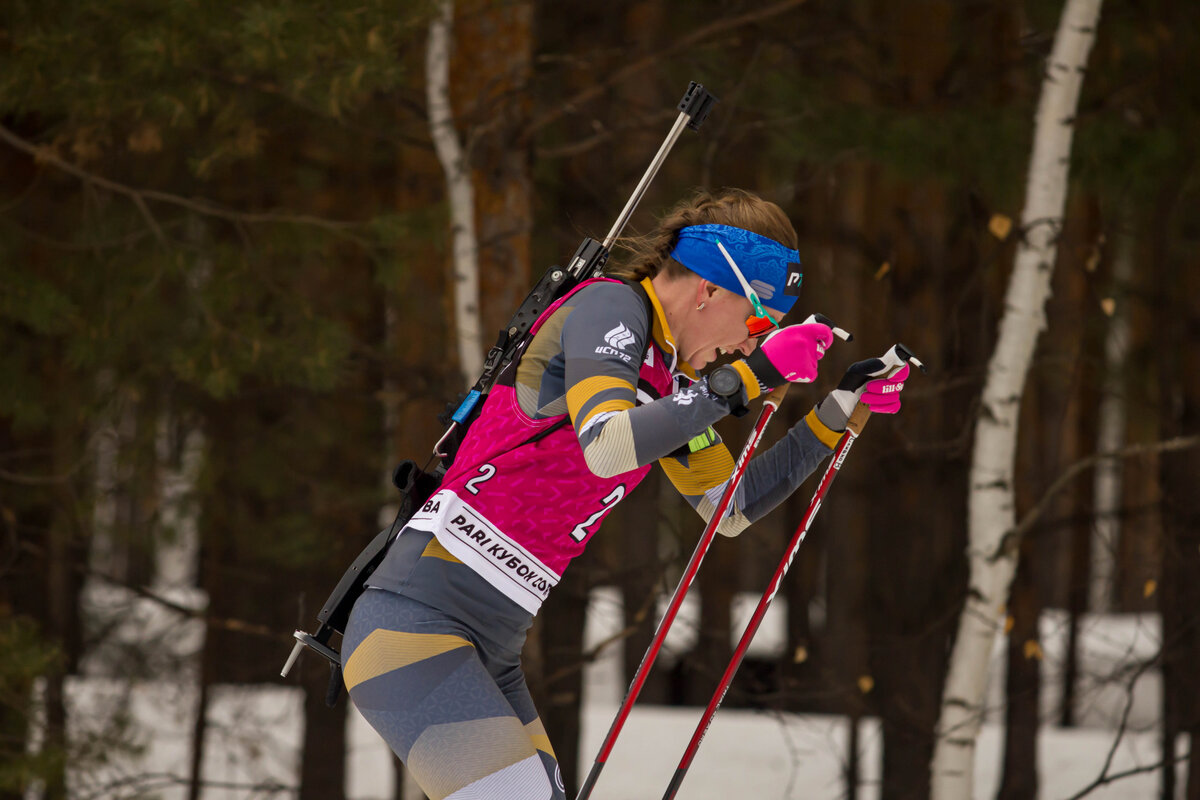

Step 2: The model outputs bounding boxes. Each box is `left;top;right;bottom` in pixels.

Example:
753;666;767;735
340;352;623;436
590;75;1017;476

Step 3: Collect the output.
681;285;782;371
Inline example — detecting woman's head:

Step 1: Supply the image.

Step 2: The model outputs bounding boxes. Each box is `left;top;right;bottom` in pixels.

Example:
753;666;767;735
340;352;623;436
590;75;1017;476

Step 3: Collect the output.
614;189;803;371
610;188;799;285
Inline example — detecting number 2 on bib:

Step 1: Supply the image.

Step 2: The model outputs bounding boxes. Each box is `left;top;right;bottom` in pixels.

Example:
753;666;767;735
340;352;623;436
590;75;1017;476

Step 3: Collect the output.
464;463;497;495
568;485;626;542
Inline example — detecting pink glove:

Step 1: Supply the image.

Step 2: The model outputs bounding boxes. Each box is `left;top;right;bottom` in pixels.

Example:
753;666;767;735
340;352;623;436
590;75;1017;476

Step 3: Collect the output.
859;364;909;414
815;353;912;432
743;322;834;386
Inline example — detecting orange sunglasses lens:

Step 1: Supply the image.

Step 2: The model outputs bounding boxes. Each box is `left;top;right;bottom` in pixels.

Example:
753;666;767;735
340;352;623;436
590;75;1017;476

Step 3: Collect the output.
745;314;778;338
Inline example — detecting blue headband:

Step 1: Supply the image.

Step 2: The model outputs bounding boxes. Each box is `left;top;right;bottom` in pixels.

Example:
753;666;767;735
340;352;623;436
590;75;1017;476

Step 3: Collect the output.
669;224;802;314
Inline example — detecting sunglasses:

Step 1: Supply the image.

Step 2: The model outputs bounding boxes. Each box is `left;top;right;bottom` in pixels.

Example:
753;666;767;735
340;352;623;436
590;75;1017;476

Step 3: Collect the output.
715;240;797;339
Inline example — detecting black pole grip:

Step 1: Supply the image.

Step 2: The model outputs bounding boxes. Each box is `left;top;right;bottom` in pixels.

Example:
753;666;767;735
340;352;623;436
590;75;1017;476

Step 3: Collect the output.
679;82;718;130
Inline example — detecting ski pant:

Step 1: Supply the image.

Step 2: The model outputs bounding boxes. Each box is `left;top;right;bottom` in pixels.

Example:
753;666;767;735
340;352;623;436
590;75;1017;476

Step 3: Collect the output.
343;587;566;800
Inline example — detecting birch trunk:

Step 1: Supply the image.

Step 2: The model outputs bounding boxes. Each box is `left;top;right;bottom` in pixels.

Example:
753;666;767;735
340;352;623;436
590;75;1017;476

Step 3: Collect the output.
426;0;483;389
153;418;205;594
930;1;1103;796
1088;225;1133;614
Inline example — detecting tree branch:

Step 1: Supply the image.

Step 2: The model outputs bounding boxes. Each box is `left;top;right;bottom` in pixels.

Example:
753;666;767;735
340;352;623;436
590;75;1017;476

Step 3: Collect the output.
86;569;285;643
522;0;808;138
0;428;118;487
991;435;1200;562
1063;753;1190;800
0;123;370;242
78;771;295;800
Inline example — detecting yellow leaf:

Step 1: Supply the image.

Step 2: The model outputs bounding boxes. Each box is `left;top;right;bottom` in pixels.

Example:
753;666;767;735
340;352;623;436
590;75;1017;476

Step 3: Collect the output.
367;26;384;53
234;122;264;156
1144;579;1157;598
351;64;365;91
857;675;874;694
72;127;103;163
1004;615;1015;634
793;645;808;664
329;76;342;118
988;214;1013;240
1100;298;1116;317
127;124;163;154
874;262;891;280
1023;639;1043;661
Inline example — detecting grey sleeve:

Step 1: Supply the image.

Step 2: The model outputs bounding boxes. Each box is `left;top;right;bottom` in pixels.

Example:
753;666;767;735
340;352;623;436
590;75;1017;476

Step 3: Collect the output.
731;415;835;522
561;283;736;477
670;411;834;537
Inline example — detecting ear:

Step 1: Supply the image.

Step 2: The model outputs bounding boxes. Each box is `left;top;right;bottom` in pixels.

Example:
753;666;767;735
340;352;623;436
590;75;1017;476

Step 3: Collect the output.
696;279;721;305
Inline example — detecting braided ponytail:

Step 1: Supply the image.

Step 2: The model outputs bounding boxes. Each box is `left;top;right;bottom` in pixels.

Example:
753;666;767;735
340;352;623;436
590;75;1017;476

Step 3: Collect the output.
607;188;797;282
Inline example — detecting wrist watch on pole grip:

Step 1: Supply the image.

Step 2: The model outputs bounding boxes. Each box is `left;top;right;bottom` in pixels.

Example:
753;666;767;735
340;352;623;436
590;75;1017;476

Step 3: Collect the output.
707;364;749;417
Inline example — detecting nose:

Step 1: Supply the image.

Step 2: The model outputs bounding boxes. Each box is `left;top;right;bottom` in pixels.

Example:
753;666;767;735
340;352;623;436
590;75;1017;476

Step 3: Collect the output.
736;336;757;357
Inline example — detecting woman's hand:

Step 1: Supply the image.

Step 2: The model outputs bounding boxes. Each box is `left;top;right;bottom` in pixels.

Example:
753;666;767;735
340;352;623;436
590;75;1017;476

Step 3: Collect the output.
815;356;910;432
742;322;834;386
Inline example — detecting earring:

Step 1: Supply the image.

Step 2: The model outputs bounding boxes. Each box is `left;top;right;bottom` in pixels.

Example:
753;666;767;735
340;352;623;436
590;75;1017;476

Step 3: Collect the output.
696;302;706;311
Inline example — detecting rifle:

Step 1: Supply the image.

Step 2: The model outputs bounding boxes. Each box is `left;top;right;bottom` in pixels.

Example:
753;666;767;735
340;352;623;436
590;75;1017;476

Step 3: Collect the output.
280;82;717;702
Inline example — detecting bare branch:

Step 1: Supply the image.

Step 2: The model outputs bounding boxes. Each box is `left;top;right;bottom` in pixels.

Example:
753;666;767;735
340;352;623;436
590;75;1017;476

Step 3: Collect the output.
1063;753;1190;800
77;771;295;800
991;435;1200;561
86;569;285;643
15;536;288;644
0;216;179;251
0;123;370;242
523;0;809;138
534;109;679;160
0;428;118;486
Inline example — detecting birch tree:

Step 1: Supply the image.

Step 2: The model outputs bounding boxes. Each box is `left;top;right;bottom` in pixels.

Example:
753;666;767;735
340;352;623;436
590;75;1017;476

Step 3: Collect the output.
931;1;1104;796
426;0;483;389
1089;225;1133;614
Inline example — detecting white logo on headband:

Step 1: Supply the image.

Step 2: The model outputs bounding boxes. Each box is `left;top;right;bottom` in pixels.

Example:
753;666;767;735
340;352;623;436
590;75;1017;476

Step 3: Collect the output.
750;279;775;301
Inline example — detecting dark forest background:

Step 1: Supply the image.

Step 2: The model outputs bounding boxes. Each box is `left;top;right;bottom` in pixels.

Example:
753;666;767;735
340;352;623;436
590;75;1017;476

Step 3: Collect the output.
2;0;1198;798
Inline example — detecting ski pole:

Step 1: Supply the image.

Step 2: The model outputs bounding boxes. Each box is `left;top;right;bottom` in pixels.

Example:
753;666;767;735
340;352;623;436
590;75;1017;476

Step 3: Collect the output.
661;344;924;800
578;316;850;800
576;383;788;800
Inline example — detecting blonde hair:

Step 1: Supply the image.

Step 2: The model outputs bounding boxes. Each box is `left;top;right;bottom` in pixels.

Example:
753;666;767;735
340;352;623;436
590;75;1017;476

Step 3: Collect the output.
607;188;798;282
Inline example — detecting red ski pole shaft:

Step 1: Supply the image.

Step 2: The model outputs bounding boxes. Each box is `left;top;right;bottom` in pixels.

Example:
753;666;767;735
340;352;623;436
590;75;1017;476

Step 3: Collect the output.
577;384;789;800
662;403;872;800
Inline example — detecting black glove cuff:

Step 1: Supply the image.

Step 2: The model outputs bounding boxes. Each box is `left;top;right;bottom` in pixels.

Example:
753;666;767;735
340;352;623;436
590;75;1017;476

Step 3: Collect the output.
836;357;887;393
744;349;786;389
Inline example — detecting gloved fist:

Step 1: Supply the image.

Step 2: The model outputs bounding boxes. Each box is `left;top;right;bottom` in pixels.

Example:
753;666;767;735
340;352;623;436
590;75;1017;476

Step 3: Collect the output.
859;364;908;413
816;356;910;431
742;322;834;388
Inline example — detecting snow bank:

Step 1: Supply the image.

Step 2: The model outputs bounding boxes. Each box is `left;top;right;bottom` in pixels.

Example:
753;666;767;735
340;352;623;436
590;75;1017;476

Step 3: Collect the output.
33;597;1185;799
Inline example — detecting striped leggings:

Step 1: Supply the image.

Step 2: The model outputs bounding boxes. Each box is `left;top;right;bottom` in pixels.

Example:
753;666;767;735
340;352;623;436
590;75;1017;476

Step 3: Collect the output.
343;587;565;800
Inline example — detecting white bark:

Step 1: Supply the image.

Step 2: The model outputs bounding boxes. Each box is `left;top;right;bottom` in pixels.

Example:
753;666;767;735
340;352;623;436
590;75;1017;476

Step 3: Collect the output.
1088;226;1133;613
931;1;1103;797
153;417;205;592
87;370;126;581
426;0;483;389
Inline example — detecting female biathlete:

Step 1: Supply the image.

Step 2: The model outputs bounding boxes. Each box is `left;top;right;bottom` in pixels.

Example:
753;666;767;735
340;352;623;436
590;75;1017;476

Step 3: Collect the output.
341;189;909;799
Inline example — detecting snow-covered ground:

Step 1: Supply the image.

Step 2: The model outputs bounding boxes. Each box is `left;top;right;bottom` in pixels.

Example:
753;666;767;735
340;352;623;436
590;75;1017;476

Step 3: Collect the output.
38;588;1191;799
